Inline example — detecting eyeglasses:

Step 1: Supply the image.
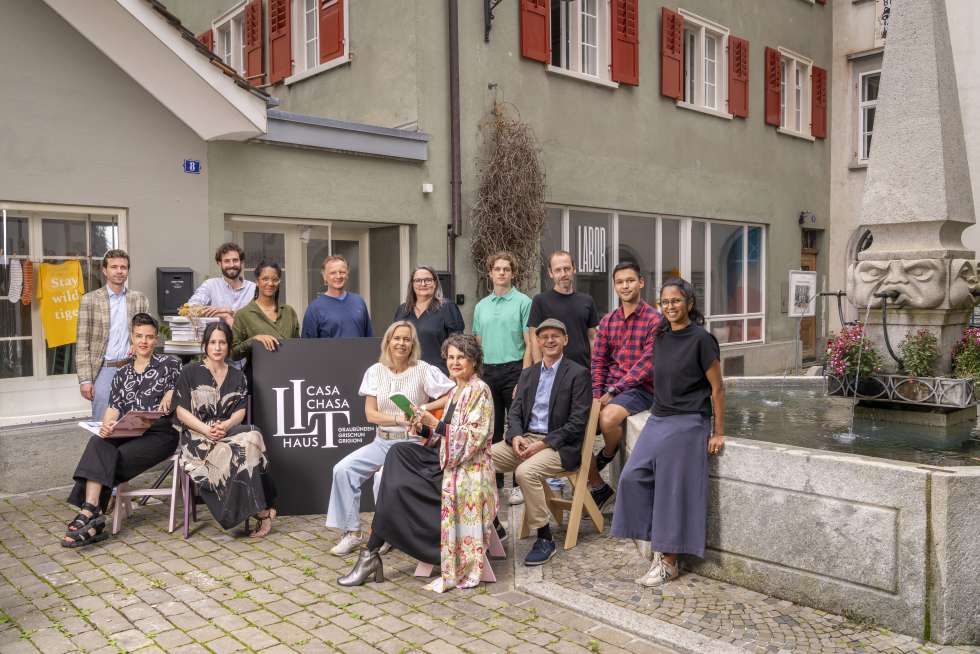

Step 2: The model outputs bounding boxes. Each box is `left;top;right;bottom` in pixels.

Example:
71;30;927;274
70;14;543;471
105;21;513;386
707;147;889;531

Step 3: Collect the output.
659;298;687;306
413;278;435;285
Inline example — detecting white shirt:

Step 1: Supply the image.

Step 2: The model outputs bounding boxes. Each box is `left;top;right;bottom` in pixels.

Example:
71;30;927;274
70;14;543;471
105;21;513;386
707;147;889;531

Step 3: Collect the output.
104;287;130;361
359;361;454;436
188;276;256;313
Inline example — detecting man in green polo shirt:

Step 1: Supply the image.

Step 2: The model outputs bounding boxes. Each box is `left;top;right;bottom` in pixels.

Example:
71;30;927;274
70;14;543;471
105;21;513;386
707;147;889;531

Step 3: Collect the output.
473;251;532;498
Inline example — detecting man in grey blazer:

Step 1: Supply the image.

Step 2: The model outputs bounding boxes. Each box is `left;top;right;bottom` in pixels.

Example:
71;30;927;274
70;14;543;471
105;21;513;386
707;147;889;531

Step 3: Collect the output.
76;249;149;420
491;318;592;567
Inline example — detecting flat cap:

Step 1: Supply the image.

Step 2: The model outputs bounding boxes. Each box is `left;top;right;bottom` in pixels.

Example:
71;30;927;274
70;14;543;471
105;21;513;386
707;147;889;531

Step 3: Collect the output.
536;318;567;334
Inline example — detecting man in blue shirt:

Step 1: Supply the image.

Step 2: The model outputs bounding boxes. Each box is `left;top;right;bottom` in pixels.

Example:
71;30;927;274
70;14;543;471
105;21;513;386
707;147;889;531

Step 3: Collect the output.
301;255;373;338
490;319;591;567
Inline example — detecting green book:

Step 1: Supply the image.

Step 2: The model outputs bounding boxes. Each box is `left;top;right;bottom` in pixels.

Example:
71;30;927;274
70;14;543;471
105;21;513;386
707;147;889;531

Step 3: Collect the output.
389;393;415;418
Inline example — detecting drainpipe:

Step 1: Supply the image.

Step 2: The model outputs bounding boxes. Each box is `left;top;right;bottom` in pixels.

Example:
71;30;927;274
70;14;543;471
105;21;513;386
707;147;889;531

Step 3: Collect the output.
447;0;462;292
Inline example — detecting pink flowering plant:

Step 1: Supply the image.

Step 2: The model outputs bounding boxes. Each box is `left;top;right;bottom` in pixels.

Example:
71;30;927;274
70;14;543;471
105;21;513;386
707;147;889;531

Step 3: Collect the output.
952;327;980;381
824;323;883;378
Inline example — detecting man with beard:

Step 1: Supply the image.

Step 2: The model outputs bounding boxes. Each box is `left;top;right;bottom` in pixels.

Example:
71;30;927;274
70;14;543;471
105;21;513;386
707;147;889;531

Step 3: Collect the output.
187;242;256;327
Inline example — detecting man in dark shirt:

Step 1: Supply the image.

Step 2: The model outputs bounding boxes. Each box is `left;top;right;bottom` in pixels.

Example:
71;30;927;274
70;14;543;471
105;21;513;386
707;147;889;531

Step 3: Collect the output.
301;255;373;338
529;250;599;369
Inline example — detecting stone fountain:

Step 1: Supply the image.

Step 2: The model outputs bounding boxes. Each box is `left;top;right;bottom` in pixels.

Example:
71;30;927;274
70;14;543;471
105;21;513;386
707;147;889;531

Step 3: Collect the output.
618;1;980;645
842;0;980;426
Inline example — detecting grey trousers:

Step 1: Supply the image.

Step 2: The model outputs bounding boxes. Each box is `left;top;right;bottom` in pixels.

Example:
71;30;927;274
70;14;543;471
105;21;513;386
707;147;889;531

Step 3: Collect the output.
610;413;711;558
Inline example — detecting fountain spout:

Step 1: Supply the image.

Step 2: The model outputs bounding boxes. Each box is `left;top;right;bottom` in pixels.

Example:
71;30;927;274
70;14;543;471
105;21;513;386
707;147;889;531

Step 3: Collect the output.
872;291;903;368
818;290;849;328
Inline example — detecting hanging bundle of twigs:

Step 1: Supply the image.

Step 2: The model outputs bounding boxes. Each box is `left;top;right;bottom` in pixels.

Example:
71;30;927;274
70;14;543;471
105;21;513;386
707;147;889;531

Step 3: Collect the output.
469;103;547;293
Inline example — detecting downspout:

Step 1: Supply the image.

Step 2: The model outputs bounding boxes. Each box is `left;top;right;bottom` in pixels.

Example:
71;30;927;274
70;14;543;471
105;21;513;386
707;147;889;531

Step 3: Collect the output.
447;0;462;291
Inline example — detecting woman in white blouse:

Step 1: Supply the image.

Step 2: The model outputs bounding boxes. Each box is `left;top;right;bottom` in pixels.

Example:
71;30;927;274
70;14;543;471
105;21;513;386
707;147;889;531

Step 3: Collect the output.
326;320;454;555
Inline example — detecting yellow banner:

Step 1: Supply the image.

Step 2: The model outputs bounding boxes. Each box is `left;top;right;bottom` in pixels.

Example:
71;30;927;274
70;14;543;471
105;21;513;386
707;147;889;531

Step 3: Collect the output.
39;260;84;348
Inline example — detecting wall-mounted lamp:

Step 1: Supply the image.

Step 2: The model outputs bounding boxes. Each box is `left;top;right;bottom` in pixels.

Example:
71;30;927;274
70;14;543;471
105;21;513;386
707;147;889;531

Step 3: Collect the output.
422;183;434;194
299;227;311;243
798;211;816;225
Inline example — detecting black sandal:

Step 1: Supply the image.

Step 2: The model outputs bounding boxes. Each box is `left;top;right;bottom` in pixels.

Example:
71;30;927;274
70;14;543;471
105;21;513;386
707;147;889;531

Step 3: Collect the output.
62;503;108;548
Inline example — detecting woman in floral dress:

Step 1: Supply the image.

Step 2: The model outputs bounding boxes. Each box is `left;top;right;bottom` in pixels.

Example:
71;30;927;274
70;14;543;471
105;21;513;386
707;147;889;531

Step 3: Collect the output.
175;321;277;537
338;333;497;592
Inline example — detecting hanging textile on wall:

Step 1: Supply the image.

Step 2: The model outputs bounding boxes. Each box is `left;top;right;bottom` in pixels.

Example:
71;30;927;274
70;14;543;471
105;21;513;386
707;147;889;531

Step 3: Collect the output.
20;260;33;305
6;258;21;303
38;260;84;348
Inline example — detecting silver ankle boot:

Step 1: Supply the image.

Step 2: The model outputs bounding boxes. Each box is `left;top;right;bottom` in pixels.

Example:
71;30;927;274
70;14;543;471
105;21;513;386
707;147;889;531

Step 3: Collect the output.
337;549;384;586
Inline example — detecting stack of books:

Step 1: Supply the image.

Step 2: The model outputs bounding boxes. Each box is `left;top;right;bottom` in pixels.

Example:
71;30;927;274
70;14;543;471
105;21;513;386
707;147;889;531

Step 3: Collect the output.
164;315;219;355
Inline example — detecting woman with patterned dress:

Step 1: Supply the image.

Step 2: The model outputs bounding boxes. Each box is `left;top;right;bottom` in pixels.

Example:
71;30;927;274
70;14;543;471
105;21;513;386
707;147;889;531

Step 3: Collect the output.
339;334;498;593
62;313;181;547
175;321;277;537
325;320;454;556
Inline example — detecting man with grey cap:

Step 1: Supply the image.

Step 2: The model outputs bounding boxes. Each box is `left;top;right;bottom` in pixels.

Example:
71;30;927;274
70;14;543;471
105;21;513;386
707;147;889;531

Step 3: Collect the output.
490;318;592;566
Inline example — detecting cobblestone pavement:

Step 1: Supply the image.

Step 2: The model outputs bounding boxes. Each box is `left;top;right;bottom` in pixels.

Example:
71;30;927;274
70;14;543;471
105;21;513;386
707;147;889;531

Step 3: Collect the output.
0;491;672;654
533;530;979;654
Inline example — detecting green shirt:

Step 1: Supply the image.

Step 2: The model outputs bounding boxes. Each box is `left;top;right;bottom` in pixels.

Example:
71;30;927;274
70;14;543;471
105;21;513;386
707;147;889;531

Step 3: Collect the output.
472;287;531;364
231;300;301;360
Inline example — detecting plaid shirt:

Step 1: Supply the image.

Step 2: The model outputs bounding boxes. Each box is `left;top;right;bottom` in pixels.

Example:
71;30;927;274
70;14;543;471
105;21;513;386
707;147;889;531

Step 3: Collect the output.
590;300;661;398
75;286;149;384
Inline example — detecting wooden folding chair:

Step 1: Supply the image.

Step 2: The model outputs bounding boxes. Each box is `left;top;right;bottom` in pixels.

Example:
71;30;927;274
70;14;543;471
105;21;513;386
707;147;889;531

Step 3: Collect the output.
414;527;506;583
112;451;183;535
518;399;605;550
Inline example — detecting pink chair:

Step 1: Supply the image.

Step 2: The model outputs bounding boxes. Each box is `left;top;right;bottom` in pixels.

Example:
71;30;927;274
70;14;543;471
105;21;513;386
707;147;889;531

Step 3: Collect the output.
413;527;506;583
112;452;183;535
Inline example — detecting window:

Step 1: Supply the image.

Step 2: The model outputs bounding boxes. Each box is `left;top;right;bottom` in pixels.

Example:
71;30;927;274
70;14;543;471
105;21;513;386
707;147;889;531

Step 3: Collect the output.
549;0;611;82
303;0;319;71
679;10;729;116
545;207;767;345
1;207;122;380
859;71;881;162
213;4;246;76
704;223;765;345
779;49;813;137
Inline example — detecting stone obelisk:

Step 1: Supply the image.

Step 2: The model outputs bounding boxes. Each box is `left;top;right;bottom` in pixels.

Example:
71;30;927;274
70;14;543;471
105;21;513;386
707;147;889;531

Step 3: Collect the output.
847;0;978;374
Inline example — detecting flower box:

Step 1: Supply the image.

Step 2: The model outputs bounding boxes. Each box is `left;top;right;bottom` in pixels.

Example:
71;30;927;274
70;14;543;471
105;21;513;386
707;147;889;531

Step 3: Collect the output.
826;373;976;408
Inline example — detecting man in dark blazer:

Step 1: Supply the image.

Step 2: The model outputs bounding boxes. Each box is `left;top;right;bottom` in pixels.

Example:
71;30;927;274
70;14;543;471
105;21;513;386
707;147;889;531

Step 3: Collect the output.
491;318;592;566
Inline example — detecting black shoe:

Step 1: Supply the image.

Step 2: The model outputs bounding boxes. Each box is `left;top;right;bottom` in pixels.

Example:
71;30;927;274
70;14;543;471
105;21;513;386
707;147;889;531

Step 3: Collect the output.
495;523;508;544
595;448;617;472
590;483;615;511
524;538;557;566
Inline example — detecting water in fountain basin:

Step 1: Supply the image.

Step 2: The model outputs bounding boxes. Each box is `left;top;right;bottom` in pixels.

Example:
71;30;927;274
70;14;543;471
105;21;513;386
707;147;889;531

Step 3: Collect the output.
728;388;980;466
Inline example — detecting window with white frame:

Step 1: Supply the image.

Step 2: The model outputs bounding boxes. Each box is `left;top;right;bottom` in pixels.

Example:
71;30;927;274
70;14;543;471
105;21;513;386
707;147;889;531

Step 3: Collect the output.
1;208;121;380
549;0;611;81
213;3;246;76
859;71;881;162
779;49;812;136
541;208;766;344
680;10;729;114
287;0;348;80
303;0;319;71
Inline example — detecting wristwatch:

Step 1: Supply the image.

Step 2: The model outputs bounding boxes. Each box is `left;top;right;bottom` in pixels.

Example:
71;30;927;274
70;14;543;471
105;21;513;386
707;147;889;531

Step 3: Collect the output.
419;403;428;413
605;386;619;396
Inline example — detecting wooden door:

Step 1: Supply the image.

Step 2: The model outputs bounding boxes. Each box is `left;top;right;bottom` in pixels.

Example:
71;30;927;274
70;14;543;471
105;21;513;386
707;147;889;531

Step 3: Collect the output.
800;249;818;362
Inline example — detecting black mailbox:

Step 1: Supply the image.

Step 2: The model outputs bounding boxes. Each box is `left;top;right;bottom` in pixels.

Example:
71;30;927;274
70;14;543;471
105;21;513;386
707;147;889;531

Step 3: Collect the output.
157;267;194;316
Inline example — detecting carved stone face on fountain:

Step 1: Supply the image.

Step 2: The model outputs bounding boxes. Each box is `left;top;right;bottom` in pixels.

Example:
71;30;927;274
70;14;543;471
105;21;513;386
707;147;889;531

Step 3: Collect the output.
848;259;947;308
948;259;980;309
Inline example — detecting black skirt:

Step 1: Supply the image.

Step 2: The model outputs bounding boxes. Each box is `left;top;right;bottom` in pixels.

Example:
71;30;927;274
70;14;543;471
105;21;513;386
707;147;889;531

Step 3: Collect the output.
371;441;443;565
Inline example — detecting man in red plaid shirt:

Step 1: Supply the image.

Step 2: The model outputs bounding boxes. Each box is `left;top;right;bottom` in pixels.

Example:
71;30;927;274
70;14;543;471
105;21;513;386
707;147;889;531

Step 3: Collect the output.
587;261;661;509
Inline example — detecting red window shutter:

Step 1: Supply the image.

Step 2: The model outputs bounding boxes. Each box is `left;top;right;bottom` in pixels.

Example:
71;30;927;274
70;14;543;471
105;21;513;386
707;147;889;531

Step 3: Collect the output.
727;36;749;118
244;0;264;85
660;7;683;100
520;0;549;63
269;0;292;83
197;29;214;52
611;0;639;85
764;47;781;126
811;65;828;139
319;0;345;64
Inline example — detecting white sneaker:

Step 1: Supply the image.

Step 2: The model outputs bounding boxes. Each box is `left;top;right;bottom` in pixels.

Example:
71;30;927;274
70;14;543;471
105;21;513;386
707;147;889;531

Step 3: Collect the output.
508;487;525;505
635;557;678;587
330;531;363;556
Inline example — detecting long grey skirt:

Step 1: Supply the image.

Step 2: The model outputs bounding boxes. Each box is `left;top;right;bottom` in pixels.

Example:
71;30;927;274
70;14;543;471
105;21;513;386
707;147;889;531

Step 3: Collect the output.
610;412;711;558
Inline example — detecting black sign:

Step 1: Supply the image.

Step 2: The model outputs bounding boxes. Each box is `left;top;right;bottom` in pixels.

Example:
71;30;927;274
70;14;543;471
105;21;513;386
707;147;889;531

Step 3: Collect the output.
251;338;381;516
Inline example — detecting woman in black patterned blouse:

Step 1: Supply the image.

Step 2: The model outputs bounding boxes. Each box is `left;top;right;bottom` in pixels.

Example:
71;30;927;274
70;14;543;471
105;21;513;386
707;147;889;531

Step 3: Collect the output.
62;313;181;548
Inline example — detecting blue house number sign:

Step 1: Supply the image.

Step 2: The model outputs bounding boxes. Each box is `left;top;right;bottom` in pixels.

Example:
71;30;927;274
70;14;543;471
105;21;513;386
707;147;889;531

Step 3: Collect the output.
183;159;202;174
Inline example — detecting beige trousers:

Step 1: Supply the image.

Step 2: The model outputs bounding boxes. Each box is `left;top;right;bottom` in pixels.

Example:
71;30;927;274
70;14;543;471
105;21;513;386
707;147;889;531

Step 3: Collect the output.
491;438;566;530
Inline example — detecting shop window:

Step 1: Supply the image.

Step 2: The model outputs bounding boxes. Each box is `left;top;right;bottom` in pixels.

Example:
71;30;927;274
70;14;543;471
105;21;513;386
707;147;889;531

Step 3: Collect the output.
539;208;564;294
617;215;656;304
660;218;682;290
569;210;611;313
0;210;121;381
691;221;706;311
707;222;765;345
